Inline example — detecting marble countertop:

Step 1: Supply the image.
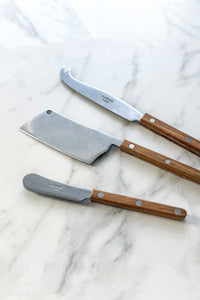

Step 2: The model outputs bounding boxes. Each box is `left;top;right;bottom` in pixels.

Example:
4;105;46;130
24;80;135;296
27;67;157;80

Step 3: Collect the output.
0;1;200;300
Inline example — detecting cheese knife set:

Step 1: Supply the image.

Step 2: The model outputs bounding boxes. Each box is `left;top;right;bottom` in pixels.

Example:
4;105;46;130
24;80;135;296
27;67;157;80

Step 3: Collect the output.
20;67;200;221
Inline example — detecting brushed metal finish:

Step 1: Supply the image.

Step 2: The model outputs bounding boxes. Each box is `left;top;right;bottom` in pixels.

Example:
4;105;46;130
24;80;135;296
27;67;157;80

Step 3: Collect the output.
20;110;121;164
60;67;143;122
23;173;91;202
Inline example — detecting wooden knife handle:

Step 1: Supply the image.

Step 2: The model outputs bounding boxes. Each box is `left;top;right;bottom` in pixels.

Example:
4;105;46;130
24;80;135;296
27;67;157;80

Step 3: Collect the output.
120;140;200;184
140;113;200;157
91;190;186;220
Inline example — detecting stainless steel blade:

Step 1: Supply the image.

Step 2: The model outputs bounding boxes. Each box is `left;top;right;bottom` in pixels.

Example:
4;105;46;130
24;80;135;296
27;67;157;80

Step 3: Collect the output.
23;173;91;202
60;67;143;122
20;110;121;164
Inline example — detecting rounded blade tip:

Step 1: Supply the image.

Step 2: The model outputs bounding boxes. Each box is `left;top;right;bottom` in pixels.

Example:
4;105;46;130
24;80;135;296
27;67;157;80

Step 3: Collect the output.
23;173;37;191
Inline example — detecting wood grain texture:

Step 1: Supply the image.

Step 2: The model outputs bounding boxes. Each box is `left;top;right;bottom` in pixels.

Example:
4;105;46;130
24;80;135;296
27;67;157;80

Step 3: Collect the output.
140;113;200;156
120;139;200;184
91;190;187;221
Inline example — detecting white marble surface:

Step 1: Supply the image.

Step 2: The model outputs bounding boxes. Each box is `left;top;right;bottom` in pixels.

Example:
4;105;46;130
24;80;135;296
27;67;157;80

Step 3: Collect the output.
71;0;200;44
0;0;90;49
0;1;200;299
1;38;200;300
2;0;200;48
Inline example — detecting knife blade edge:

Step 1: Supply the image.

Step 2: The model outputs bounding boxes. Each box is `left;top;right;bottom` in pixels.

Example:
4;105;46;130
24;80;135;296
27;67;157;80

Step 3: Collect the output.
60;67;143;122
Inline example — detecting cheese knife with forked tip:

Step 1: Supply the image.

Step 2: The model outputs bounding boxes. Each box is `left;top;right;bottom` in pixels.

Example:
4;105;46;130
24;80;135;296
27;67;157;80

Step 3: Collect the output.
60;67;200;157
20;110;200;184
23;173;187;220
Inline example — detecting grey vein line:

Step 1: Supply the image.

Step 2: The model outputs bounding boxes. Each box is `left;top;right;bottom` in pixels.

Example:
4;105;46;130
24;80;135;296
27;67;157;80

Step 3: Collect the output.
8;201;54;269
121;52;139;105
0;221;12;234
155;2;195;37
40;81;60;95
9;0;46;43
57;214;119;293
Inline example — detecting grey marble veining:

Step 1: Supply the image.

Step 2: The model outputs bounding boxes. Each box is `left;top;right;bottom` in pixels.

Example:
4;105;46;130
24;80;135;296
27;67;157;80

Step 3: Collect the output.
0;38;200;300
70;0;200;45
0;0;200;299
0;0;91;49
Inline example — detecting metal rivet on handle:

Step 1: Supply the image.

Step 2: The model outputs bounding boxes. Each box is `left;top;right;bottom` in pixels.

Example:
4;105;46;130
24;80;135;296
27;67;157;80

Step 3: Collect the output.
165;159;171;164
174;209;181;215
187;137;192;142
129;143;135;149
136;200;142;206
98;192;104;198
150;118;155;123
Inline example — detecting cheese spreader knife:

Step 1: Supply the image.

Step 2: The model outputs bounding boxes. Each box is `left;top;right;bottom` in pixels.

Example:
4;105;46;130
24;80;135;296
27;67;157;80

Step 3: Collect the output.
23;173;187;220
60;67;200;157
20;110;200;184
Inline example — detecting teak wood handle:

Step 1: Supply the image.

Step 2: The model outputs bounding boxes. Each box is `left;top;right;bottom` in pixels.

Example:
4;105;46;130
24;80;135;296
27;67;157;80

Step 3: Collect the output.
120;140;200;184
140;113;200;157
91;190;186;220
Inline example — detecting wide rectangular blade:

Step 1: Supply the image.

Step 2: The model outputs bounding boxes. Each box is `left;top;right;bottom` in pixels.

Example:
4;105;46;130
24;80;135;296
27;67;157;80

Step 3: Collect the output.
60;67;143;122
20;110;121;164
23;173;91;202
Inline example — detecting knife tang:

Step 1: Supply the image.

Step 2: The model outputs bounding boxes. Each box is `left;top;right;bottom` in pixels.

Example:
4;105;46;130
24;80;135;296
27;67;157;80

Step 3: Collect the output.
120;140;200;184
140;113;200;157
91;189;186;221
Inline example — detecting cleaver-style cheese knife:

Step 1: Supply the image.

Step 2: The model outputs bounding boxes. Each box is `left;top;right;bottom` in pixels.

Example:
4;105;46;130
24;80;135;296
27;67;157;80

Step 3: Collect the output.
20;110;200;184
60;67;200;157
23;173;187;220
